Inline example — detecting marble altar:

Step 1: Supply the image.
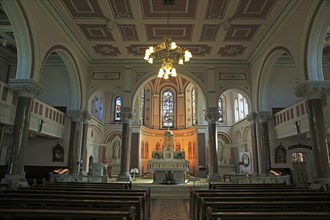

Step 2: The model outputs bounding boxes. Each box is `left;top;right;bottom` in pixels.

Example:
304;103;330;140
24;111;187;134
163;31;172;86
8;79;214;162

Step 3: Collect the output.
148;130;189;184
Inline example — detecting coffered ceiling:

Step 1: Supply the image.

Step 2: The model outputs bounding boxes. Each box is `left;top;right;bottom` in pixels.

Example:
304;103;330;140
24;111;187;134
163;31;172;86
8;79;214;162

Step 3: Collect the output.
0;0;329;65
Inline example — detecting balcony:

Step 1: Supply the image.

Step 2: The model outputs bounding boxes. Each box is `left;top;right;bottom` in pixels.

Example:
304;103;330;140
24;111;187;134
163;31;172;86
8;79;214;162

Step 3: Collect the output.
0;81;66;138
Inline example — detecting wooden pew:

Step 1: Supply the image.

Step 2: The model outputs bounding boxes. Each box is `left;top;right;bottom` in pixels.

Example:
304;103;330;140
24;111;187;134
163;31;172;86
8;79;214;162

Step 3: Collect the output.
44;181;132;189
0;207;136;220
190;189;330;220
199;199;330;220
206;208;330;220
13;187;150;220
208;182;289;190
190;188;330;220
0;191;148;220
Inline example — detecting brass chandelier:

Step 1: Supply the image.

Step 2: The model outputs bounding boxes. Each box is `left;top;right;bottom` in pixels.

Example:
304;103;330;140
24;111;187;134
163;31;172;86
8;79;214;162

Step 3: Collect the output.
144;1;192;79
144;37;192;79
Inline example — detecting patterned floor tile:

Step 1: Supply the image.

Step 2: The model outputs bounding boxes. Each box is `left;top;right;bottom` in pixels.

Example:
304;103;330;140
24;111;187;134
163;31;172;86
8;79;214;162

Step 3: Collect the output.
150;199;189;220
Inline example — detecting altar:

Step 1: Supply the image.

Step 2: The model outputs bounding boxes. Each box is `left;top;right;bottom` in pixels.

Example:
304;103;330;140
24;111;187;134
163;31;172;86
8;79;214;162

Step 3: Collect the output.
148;130;189;184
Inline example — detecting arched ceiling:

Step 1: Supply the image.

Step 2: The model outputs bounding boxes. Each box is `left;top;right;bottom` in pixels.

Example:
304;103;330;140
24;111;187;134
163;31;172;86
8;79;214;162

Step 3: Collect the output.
0;0;329;65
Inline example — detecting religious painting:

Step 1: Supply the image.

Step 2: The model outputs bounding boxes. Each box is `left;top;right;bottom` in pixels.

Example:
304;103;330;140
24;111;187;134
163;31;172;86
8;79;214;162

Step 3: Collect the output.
53;144;64;162
275;144;286;163
239;152;251;174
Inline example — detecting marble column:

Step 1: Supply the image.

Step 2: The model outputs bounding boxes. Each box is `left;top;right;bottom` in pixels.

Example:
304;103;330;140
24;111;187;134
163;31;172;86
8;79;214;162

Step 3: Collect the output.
67;110;87;175
1;79;42;188
247;113;259;174
296;81;330;180
0;123;5;164
205;107;220;181
117;107;133;182
256;112;272;175
79;111;91;174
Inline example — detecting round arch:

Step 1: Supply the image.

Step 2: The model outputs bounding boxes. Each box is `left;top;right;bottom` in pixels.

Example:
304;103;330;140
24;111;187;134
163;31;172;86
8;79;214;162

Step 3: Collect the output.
305;0;329;80
41;46;82;111
132;71;208;109
2;1;34;79
87;85;122;114
219;87;251;111
256;46;294;112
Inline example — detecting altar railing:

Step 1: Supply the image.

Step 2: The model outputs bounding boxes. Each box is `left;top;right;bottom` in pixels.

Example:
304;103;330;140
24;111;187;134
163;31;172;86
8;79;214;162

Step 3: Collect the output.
231;175;291;185
49;173;107;183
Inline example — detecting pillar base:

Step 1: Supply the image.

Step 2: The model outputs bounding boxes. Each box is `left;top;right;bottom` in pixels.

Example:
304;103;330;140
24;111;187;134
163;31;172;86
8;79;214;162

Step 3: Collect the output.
207;173;221;182
117;172;132;182
1;174;30;189
309;178;330;191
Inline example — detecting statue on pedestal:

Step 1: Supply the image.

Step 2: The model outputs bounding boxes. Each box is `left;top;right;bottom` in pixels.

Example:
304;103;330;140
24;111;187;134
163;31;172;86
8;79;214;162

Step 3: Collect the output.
163;130;174;160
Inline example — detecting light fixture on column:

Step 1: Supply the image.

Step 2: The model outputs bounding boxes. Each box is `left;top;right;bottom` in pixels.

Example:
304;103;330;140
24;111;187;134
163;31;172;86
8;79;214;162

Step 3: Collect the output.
143;0;192;79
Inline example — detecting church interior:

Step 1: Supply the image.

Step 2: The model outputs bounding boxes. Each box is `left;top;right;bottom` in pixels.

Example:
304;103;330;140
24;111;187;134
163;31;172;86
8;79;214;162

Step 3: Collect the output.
0;0;329;219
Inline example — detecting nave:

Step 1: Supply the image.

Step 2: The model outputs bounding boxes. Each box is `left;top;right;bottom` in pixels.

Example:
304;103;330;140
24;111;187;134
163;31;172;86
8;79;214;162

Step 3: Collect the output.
1;177;330;220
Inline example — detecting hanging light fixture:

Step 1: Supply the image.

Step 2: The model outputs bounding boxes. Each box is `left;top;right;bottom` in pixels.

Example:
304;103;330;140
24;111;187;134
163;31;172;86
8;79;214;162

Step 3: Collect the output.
144;1;192;79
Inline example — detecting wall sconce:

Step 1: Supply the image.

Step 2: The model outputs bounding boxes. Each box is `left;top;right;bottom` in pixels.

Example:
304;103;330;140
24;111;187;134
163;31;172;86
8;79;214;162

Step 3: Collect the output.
38;119;44;132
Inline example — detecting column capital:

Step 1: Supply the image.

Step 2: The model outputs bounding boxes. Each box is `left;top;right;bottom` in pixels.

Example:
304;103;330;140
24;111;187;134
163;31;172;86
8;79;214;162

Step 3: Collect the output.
295;80;330;100
120;107;133;122
257;111;272;123
246;112;258;123
205;107;220;123
9;79;42;97
67;110;91;122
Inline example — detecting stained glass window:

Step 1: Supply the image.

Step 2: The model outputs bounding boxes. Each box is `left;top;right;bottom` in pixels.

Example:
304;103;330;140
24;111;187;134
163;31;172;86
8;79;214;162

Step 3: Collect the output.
218;96;223;122
162;90;174;127
141;89;145;125
114;97;121;121
192;87;196;125
292;152;304;162
234;93;249;122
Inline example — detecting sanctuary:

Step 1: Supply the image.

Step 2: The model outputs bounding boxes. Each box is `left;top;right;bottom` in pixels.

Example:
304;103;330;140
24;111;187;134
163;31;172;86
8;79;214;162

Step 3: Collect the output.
148;130;189;184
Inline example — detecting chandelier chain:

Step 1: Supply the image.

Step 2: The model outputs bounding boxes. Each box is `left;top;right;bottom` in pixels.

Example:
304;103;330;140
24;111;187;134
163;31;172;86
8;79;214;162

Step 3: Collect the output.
144;1;192;79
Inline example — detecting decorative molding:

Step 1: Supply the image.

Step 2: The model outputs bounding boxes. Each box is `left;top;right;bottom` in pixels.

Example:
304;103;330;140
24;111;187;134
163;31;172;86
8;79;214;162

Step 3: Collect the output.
295;81;330;100
67;110;91;122
9;79;42;97
92;72;120;80
219;72;247;80
246;112;257;123
93;45;120;56
205;107;220;123
191;72;204;83
257;111;272;123
120;107;133;122
136;72;147;81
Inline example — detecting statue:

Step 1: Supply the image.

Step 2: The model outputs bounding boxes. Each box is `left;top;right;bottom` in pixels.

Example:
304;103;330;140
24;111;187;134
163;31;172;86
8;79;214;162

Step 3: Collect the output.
112;139;121;161
163;130;174;159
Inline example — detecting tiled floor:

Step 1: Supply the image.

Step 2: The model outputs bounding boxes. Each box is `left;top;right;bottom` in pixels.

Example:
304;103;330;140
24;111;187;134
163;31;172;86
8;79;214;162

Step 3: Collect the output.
130;177;208;220
150;199;190;220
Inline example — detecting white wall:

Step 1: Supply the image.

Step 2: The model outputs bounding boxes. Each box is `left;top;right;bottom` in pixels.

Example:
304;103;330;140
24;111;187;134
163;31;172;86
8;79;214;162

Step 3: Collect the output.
38;65;71;108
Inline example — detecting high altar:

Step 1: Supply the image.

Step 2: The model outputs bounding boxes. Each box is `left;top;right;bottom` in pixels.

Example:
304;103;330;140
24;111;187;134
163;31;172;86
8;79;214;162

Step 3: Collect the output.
148;130;189;184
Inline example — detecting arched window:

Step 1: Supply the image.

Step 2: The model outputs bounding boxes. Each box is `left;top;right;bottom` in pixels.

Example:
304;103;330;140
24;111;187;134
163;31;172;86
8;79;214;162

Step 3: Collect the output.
114;96;121;121
162;90;174;128
234;93;249;122
218;95;224;122
141;88;145;125
192;87;196;125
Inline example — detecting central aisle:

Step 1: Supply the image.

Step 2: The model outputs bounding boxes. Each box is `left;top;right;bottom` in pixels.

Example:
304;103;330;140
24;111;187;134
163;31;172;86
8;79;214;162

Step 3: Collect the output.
151;199;190;220
131;177;208;220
